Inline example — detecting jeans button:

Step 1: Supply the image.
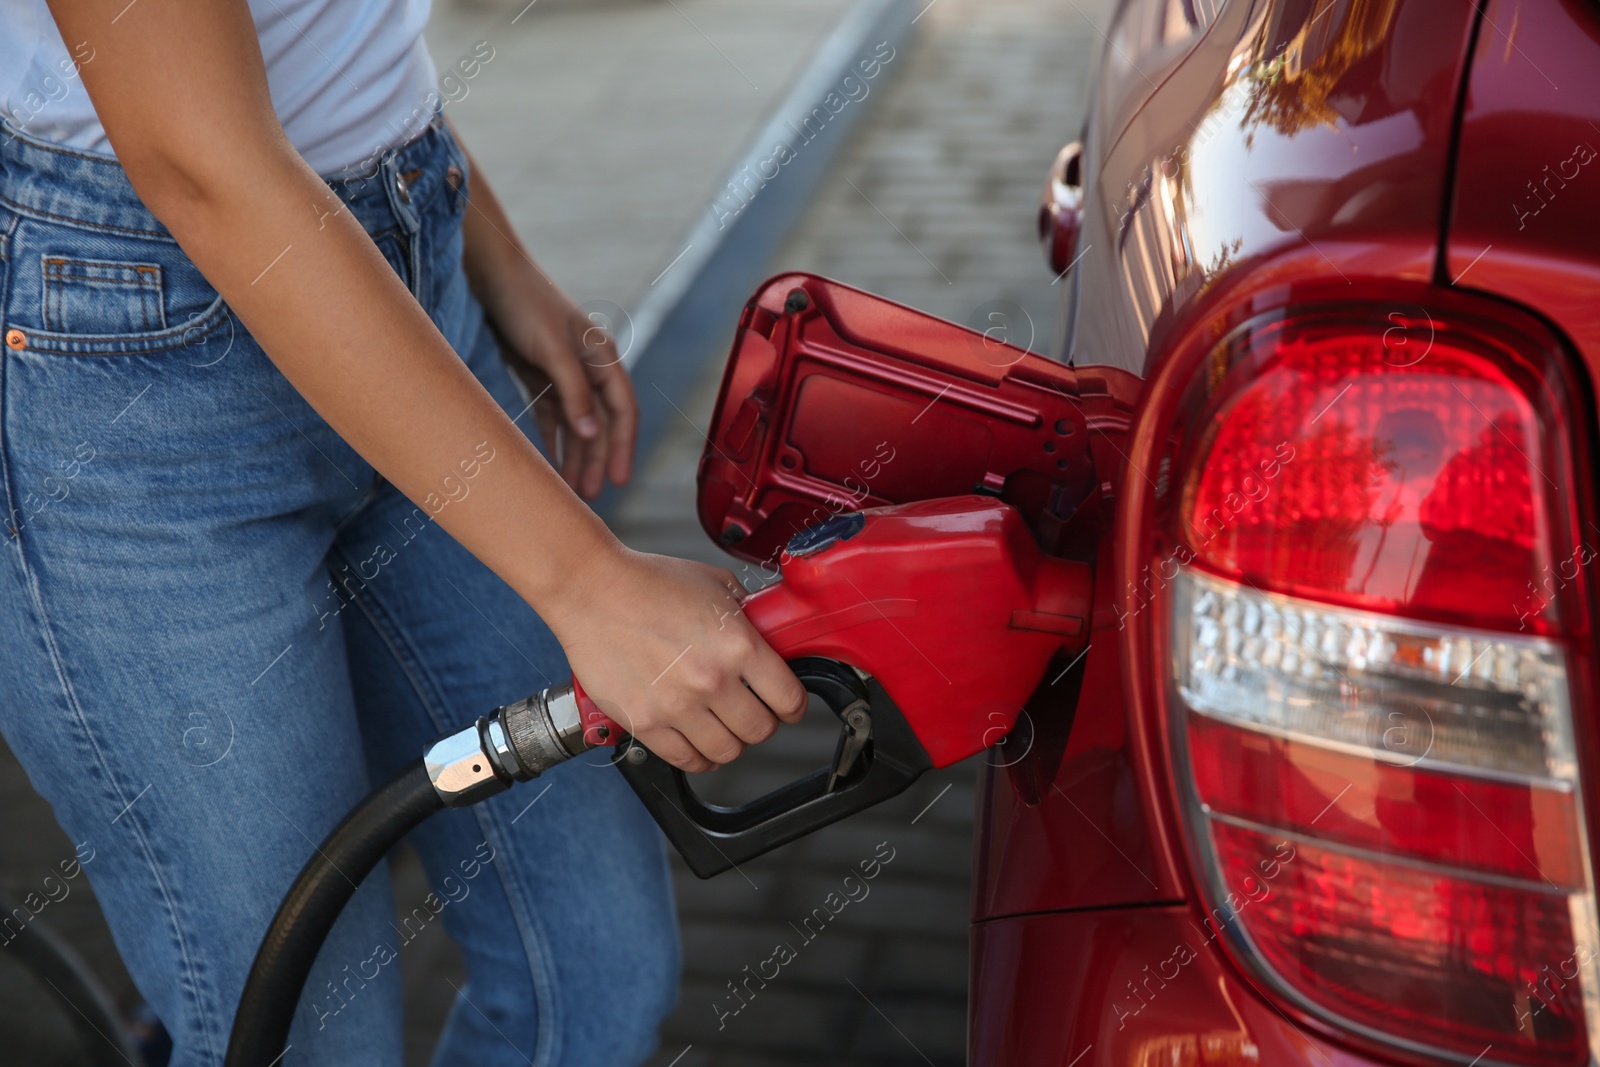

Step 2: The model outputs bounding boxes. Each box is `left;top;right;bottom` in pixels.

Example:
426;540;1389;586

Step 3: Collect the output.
395;173;411;203
4;329;25;351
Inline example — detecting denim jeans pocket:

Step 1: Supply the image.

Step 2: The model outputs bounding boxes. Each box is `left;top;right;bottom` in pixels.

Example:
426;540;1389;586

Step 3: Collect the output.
1;209;231;357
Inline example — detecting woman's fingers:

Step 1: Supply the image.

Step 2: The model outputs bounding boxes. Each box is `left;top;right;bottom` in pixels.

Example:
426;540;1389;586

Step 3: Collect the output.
540;332;601;442
559;424;585;494
533;392;562;459
714;682;782;745
739;637;809;724
592;361;638;487
702;573;804;732
499;312;633;496
578;407;610;499
604;697;720;773
669;706;747;766
632;727;715;774
556;552;809;775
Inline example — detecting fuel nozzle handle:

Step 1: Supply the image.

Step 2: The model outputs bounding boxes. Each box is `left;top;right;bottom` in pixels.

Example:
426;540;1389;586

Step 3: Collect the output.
423;679;616;808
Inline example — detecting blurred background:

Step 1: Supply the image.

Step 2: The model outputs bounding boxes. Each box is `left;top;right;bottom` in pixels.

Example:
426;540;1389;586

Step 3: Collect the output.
0;0;1110;1063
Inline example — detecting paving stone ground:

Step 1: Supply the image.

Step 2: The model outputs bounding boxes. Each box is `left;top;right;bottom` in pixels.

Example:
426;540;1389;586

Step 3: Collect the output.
613;1;1111;1063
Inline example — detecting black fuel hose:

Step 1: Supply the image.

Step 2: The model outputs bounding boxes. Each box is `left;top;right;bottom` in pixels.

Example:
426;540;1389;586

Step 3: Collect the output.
225;687;587;1066
224;758;443;1067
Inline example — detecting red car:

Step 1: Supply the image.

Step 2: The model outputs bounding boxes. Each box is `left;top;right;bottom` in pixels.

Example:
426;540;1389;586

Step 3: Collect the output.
687;0;1600;1064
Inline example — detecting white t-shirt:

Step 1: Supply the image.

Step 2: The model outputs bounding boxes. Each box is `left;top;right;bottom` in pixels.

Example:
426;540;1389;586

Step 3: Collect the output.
0;0;439;176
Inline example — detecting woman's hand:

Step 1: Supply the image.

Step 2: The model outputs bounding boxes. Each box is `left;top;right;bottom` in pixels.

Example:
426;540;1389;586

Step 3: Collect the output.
455;141;637;500
551;547;808;773
485;268;637;500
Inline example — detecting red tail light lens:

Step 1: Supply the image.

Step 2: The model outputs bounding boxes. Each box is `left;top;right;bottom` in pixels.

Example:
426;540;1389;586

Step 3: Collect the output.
1183;315;1558;633
1157;303;1597;1067
1211;821;1587;1061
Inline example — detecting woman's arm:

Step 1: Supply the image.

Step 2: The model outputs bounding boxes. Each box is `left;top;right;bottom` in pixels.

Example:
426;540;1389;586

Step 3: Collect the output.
451;134;635;502
49;0;804;771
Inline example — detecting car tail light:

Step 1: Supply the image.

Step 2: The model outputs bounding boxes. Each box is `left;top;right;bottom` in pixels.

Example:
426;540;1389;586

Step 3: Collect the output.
1155;302;1599;1066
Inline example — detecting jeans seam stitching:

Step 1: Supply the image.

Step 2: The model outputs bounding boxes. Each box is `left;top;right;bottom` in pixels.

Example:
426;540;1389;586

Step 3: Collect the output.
1;212;17;532
44;255;56;334
472;801;564;1066
329;549;562;1063
330;474;383;533
42;256;164;281
0;207;17;263
0;190;173;240
326;545;453;732
0;454;220;1060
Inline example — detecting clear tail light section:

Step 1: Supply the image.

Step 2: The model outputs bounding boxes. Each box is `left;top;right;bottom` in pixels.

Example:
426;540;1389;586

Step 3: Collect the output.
1156;302;1599;1066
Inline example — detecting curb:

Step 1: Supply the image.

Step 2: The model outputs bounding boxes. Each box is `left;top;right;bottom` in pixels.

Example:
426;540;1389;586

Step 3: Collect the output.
596;0;920;520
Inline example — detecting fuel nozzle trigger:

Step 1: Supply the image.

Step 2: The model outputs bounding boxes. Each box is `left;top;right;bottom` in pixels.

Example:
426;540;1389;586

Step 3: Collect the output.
826;699;872;794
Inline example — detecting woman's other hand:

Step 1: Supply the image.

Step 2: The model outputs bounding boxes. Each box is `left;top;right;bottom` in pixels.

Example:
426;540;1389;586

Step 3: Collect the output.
492;279;636;501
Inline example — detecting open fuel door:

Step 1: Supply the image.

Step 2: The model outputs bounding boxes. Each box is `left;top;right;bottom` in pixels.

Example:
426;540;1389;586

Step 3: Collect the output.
696;273;1139;567
614;274;1140;878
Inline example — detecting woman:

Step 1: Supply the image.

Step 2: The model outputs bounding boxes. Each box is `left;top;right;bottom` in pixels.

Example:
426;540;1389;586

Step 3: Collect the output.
0;1;805;1064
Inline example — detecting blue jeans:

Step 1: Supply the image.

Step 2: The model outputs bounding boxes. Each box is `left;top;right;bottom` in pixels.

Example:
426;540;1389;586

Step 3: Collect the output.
0;121;679;1066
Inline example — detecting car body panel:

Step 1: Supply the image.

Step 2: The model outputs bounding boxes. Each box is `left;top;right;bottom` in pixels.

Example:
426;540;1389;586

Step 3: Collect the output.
963;0;1586;1061
974;0;1481;925
972;460;1183;919
1445;0;1600;387
1068;0;1475;374
970;906;1392;1067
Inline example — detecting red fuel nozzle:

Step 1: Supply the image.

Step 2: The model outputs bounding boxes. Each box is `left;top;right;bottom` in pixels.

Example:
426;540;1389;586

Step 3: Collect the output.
737;495;1090;767
577;496;1090;766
